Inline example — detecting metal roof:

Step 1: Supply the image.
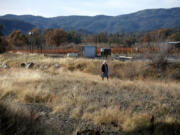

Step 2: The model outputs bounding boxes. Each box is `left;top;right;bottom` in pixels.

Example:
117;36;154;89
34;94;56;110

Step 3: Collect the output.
80;45;96;47
168;41;180;44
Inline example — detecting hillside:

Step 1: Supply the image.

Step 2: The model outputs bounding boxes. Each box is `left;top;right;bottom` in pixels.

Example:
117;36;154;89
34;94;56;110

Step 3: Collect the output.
0;7;180;35
0;18;35;35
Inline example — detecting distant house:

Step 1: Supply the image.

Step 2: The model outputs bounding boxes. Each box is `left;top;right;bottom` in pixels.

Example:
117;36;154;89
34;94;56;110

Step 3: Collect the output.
100;48;112;58
83;45;97;58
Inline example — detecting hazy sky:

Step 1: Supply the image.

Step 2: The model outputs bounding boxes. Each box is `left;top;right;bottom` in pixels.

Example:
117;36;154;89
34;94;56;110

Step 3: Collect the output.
0;0;180;17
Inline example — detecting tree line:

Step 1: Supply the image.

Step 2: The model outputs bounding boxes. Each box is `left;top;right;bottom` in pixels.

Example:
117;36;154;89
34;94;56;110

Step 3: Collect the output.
0;25;180;53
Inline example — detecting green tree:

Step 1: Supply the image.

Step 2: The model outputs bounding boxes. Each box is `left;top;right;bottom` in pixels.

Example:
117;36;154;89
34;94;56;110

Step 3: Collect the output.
0;24;3;37
94;32;108;43
0;37;9;53
67;31;81;44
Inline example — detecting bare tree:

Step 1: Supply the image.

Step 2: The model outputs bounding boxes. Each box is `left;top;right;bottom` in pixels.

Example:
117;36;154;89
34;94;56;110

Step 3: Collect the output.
149;42;173;71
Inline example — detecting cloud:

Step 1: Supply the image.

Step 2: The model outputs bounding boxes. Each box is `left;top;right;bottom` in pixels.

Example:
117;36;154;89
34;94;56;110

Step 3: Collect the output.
164;0;180;6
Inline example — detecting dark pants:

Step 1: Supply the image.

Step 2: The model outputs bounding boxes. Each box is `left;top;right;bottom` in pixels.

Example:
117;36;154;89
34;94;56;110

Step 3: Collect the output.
102;72;108;80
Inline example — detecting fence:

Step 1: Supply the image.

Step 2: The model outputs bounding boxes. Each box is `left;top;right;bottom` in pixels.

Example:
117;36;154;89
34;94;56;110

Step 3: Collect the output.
11;48;79;54
11;47;180;55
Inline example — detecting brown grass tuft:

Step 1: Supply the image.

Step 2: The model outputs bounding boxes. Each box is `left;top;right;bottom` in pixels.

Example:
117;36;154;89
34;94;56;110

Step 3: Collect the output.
21;90;54;104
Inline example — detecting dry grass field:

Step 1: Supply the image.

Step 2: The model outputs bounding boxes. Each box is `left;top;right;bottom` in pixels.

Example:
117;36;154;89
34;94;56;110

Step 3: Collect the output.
0;52;180;135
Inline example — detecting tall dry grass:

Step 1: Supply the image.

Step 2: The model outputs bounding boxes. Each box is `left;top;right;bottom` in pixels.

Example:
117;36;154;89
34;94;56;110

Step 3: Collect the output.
0;52;180;134
1;52;180;80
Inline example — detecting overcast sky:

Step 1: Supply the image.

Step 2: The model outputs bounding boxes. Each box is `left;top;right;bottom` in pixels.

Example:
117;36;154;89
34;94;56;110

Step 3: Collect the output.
0;0;180;17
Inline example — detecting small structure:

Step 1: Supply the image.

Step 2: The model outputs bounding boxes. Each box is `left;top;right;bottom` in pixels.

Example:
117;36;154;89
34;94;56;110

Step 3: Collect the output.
100;48;112;58
113;55;133;61
168;41;180;48
84;46;97;58
67;53;78;57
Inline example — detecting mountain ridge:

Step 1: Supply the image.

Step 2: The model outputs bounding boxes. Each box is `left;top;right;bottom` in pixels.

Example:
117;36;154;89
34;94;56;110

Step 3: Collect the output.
0;7;180;35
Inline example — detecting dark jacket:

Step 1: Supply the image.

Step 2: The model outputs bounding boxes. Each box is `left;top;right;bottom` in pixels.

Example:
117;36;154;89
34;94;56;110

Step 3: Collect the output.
101;64;108;73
